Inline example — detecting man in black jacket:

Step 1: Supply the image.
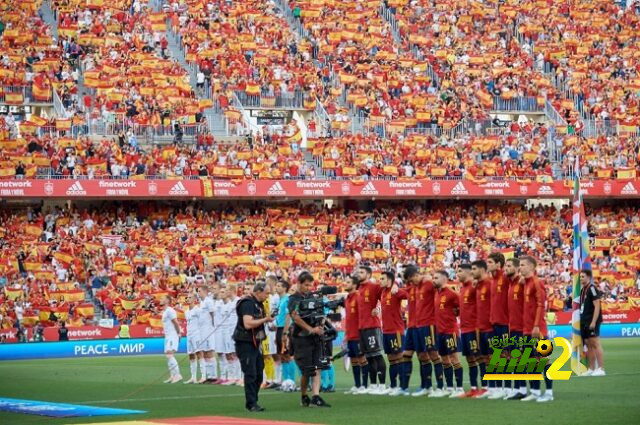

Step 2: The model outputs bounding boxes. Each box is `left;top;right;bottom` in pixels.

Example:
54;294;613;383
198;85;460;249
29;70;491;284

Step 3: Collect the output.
580;269;605;376
233;282;274;412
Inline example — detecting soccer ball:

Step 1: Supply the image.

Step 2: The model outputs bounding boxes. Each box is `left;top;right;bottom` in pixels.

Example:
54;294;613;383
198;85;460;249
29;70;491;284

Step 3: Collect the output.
536;339;554;357
280;379;297;392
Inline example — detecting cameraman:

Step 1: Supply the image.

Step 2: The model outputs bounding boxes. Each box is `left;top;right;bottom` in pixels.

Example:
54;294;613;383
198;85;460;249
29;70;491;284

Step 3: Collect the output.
288;272;331;408
233;282;274;412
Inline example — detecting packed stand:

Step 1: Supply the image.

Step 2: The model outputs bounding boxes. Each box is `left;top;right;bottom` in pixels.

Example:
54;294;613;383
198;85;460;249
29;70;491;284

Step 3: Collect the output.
166;0;322;112
0;126;312;179
52;0;204;129
511;0;640;126
0;0;77;106
1;201;639;333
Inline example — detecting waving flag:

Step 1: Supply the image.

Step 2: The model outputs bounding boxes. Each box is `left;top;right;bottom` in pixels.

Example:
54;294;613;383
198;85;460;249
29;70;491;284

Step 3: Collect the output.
571;157;590;376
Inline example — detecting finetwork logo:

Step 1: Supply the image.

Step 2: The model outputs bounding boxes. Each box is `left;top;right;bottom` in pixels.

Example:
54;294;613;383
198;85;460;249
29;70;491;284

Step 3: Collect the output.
621;182;638;195
168;181;189;195
537;185;554;195
267;182;286;195
451;182;468;195
66;182;86;196
360;182;379;195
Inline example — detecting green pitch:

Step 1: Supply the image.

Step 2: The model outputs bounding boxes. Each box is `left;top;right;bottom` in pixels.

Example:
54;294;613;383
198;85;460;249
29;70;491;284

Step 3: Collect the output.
1;338;639;425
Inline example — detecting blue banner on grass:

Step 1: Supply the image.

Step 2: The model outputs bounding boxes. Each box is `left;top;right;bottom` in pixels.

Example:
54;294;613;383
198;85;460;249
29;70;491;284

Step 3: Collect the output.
0;398;145;417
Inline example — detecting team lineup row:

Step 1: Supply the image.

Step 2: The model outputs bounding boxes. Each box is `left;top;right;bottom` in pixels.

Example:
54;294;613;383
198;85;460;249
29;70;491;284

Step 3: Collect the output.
158;254;603;404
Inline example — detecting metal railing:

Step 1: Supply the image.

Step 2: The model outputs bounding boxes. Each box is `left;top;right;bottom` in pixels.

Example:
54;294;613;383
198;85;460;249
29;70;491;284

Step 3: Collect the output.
492;96;542;112
234;90;308;109
53;90;68;117
544;100;567;126
230;92;260;136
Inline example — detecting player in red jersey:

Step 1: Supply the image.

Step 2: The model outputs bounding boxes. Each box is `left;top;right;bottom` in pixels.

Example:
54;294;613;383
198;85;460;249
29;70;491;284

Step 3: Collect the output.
471;260;493;399
343;275;369;395
379;270;408;395
504;258;527;400
456;264;483;398
520;256;553;403
356;265;392;394
487;252;510;399
401;265;445;397
433;270;464;398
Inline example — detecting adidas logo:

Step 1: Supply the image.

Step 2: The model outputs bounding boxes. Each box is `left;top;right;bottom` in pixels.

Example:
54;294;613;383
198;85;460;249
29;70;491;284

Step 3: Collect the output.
360;182;379;195
267;182;286;196
621;182;638;195
66;181;86;196
168;181;188;195
450;182;468;195
537;185;554;195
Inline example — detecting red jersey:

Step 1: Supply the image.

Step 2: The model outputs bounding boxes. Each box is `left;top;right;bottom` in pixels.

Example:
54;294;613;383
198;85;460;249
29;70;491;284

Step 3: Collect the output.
523;276;548;336
458;281;477;333
345;291;360;341
415;279;436;327
435;286;459;334
357;281;382;330
490;269;509;326
507;274;525;332
381;287;408;334
475;278;493;332
406;285;417;328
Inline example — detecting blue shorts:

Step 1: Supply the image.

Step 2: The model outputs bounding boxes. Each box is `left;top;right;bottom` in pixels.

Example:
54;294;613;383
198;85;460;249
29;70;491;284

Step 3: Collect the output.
383;332;404;355
493;324;509;346
437;333;460;356
509;330;523;351
461;331;480;357
404;325;437;353
479;331;493;356
347;340;362;358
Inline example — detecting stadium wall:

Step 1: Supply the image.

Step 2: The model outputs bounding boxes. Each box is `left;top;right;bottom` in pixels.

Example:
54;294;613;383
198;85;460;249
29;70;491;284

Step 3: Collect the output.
1;324;639;361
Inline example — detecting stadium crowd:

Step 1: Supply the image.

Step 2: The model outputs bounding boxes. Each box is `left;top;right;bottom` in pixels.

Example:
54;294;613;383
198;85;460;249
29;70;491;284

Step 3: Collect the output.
1;201;639;333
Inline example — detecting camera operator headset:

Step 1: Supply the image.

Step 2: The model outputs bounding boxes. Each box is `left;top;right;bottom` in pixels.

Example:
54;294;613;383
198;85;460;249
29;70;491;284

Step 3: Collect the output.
233;282;274;412
287;271;332;408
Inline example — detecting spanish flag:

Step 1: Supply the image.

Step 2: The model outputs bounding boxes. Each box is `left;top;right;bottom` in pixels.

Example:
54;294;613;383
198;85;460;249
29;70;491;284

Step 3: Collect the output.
5;92;23;104
21;314;39;326
149;315;163;328
25;224;43;237
53;251;74;266
4;287;23;300
32;83;51;101
76;304;95;317
29;115;48;126
120;297;144;310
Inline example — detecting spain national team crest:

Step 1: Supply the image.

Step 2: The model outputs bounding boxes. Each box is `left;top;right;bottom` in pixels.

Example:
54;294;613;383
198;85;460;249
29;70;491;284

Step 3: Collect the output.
247;181;257;195
44;181;54;195
148;182;158;195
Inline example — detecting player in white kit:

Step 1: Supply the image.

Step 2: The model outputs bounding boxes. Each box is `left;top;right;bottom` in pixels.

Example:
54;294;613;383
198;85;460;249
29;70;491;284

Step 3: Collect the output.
197;285;218;383
215;286;241;384
184;294;205;384
162;295;182;383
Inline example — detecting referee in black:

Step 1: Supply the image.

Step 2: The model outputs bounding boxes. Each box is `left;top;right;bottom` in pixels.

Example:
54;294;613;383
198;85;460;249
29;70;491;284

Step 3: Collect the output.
579;269;605;376
233;282;274;411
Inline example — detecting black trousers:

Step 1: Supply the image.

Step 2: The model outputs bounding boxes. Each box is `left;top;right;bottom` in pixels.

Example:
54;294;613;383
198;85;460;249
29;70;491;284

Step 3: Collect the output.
236;341;264;409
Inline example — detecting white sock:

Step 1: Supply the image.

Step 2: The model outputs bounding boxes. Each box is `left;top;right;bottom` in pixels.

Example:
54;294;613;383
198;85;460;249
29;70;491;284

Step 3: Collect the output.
168;356;180;377
199;358;207;379
532;389;541;396
519;387;528;395
219;357;228;379
233;358;242;379
545;389;553;397
190;360;197;379
275;362;282;383
206;357;218;379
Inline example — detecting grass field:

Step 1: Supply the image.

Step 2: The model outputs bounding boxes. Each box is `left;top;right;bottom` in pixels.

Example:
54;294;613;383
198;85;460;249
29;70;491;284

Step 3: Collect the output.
1;339;639;425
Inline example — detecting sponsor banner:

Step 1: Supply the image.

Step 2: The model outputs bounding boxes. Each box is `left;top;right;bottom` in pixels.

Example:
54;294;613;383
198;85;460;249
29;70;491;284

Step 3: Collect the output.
0;179;639;199
0;337;187;360
41;324;166;341
0;398;145;417
0;180;201;198
554;310;640;325
548;323;640;340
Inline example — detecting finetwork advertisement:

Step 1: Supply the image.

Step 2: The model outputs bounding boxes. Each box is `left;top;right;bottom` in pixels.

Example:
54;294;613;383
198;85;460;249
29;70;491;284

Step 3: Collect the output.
0;337;186;361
